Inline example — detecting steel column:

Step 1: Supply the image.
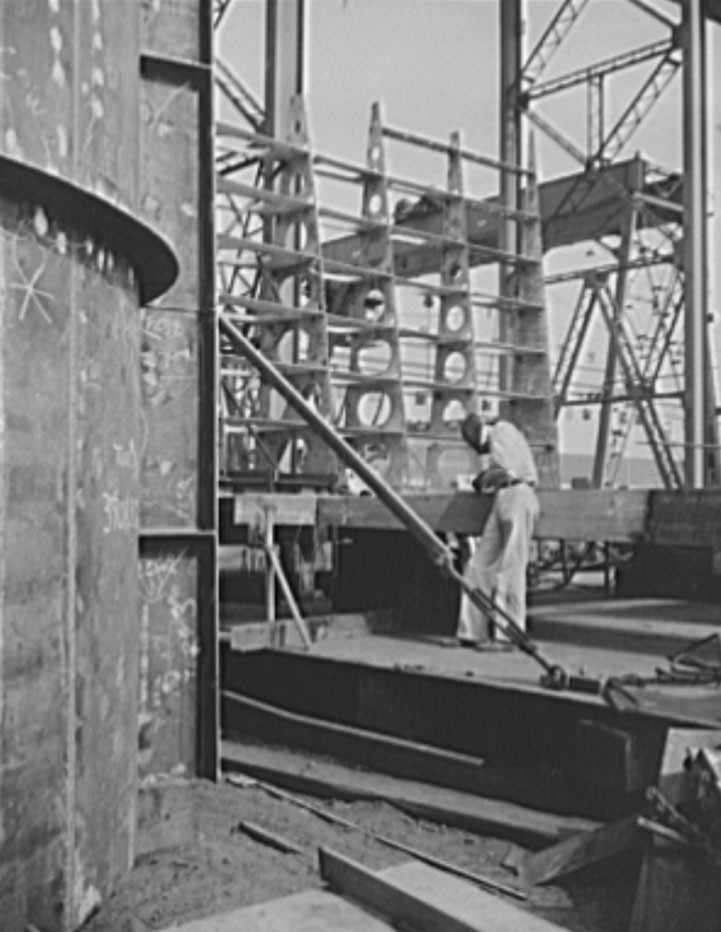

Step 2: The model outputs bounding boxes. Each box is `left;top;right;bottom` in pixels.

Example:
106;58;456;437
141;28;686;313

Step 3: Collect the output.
499;0;522;402
592;207;635;487
264;0;305;137
681;0;707;488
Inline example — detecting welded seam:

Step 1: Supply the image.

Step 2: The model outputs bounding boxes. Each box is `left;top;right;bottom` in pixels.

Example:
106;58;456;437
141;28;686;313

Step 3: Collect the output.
0;231;5;790
63;260;78;932
64;6;81;929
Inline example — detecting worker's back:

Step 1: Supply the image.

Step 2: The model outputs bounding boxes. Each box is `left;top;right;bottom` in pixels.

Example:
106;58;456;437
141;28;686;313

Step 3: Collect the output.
488;420;538;486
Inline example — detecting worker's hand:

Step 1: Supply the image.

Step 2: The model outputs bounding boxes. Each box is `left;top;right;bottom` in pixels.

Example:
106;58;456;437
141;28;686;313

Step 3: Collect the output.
434;547;456;578
471;470;485;494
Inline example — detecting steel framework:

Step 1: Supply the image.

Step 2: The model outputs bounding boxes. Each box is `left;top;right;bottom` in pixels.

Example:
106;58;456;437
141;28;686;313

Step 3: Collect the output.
513;0;719;488
214;0;720;489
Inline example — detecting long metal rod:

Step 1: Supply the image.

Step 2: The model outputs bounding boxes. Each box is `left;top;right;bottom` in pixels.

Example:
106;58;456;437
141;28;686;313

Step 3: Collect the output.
626;0;677;29
381;123;532;176
682;0;707;488
218;316;576;690
552;283;597;417
592;208;635;487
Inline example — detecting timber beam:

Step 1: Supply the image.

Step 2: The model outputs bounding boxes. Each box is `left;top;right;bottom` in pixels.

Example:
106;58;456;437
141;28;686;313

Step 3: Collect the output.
220;488;648;541
221;488;721;547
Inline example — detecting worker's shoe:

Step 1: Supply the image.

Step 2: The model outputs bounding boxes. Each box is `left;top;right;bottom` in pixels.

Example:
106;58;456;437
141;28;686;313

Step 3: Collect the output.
457;637;484;649
479;638;516;652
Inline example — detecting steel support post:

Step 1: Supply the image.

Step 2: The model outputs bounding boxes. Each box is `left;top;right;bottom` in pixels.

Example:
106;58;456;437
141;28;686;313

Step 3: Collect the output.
592;207;635;487
264;0;306;137
586;74;604;164
263;0;306;475
499;0;522;404
681;0;707;488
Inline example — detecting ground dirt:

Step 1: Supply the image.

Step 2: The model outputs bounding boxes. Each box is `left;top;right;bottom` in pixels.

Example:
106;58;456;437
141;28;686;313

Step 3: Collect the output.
83;776;638;932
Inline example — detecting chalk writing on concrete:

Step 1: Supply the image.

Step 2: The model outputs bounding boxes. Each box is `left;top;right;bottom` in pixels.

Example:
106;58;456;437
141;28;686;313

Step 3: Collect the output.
138;550;186;603
112;439;139;479
101;490;139;534
143;313;185;342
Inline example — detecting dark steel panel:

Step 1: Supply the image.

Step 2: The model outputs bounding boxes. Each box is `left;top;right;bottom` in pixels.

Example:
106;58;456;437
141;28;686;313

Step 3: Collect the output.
71;259;141;930
0;193;143;929
0;199;71;932
0;0;139;207
74;0;140;204
0;154;176;304
141;0;202;61
138;0;217;784
221;647;670;820
139;535;217;780
138;547;199;778
139;77;201;529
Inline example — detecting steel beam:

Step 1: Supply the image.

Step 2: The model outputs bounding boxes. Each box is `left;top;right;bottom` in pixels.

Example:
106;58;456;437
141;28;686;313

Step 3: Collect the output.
552;281;598;417
596;283;682;488
626;0;677;29
521;0;591;85
597;48;681;164
592;208;636;487
498;0;522;403
527;39;673;100
264;0;305;137
215;57;264;129
681;0;707;488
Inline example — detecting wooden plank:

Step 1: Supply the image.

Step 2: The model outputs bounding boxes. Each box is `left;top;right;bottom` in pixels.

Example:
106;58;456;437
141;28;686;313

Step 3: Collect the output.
319;850;482;932
222;740;599;848
224;489;650;540
266;544;312;649
382;861;571;931
521;815;641;886
225;771;525;901
163;887;396;931
629;726;721;931
319;489;649;540
224;486;721;545
648;489;721;548
235;819;305;855
233;492;317;527
319;851;569;932
221;612;392;652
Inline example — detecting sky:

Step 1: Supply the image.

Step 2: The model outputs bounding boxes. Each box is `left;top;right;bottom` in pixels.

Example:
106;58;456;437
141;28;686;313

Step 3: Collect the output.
216;0;721;465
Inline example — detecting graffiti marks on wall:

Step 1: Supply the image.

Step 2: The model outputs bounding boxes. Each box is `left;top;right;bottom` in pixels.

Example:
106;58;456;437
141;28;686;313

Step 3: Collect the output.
138;549;199;779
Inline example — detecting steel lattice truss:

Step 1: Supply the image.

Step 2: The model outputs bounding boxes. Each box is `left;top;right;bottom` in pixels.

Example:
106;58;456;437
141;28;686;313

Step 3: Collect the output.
521;0;718;489
214;0;720;490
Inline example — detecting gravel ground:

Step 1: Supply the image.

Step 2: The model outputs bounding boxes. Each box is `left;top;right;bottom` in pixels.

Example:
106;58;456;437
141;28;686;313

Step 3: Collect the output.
82;777;638;932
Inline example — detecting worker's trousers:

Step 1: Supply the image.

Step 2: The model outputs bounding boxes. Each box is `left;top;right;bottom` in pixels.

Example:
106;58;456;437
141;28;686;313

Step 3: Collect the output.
456;483;539;642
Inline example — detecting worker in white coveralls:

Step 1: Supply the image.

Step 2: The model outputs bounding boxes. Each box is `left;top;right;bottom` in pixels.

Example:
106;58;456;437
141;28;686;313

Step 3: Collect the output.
456;412;539;646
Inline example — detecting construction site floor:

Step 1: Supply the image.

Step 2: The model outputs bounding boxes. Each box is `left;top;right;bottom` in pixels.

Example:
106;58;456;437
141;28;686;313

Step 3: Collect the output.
83;776;637;932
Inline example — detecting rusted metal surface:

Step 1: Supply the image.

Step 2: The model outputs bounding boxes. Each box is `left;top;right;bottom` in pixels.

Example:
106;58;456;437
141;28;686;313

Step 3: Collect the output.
141;0;204;61
0;192;144;929
0;2;182;928
139;73;202;529
138;547;199;779
139;0;217;785
0;0;139;207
